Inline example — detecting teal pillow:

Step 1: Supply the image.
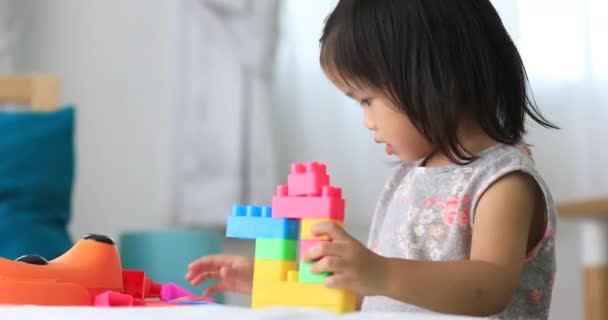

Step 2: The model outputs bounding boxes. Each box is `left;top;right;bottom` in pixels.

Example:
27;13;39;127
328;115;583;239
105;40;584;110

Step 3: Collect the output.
0;106;74;260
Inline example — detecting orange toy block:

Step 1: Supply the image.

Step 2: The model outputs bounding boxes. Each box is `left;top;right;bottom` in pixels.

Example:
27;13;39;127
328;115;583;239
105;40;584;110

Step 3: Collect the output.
253;260;298;282
300;218;343;240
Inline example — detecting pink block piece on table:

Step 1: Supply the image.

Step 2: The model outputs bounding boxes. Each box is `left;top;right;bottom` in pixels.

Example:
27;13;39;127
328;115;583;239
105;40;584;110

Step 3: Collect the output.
287;162;330;196
94;291;134;307
160;282;196;302
299;239;329;261
272;185;345;220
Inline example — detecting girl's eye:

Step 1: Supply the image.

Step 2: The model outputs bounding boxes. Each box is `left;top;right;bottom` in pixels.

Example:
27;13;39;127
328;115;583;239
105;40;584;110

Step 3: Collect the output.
360;98;373;107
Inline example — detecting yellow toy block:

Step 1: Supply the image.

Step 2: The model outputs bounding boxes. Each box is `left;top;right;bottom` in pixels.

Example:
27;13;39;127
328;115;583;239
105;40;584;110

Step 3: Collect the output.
252;271;356;313
253;259;298;282
300;218;343;240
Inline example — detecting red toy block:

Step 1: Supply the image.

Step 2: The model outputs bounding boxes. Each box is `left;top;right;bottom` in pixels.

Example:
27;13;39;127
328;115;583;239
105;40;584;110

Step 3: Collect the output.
122;270;146;298
94;291;134;307
160;282;196;302
272;185;345;219
298;239;328;261
144;279;162;298
287;162;330;196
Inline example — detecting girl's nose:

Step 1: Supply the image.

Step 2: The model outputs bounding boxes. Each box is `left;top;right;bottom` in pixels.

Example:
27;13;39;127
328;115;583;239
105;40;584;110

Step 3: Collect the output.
364;113;376;131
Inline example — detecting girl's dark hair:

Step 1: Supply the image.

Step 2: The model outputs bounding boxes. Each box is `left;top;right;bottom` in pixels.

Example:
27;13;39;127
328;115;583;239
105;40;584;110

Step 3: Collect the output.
320;0;558;164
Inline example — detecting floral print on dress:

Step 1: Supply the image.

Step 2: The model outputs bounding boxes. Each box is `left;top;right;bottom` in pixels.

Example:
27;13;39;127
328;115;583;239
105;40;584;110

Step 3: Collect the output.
429;225;446;239
363;144;556;319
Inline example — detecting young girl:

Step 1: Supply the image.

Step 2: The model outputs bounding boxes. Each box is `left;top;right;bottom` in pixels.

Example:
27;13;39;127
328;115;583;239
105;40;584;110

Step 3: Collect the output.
185;1;558;318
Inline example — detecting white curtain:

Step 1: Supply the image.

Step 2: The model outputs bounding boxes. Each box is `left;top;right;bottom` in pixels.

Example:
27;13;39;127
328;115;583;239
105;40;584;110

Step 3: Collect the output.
0;0;17;73
492;0;608;202
172;0;280;226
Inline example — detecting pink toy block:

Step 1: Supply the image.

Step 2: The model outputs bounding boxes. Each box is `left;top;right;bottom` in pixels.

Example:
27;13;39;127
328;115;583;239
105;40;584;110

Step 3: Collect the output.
94;291;134;307
287;162;330;196
272;185;345;220
299;239;329;261
160;282;196;302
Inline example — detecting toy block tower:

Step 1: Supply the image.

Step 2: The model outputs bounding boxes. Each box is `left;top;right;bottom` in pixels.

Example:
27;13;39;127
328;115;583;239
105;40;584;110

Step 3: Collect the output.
226;162;356;313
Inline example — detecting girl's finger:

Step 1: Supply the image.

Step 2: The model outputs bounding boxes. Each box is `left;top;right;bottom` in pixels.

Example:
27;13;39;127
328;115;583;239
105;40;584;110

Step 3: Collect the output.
189;271;220;287
203;280;230;296
323;273;351;289
310;256;345;274
303;242;348;262
188;254;232;273
310;221;353;241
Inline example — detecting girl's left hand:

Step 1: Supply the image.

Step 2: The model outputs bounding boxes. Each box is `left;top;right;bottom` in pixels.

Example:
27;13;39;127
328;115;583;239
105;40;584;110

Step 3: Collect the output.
302;221;388;296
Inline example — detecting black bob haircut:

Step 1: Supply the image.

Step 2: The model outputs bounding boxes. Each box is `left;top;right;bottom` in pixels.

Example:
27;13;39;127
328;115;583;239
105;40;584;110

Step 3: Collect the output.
320;0;558;164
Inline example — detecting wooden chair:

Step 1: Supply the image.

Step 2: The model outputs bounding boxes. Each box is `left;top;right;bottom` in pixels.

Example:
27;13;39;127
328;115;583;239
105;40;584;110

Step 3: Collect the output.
0;74;60;111
558;197;608;320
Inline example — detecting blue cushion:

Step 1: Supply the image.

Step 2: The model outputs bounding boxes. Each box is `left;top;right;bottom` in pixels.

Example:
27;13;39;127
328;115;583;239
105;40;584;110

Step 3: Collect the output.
0;106;74;260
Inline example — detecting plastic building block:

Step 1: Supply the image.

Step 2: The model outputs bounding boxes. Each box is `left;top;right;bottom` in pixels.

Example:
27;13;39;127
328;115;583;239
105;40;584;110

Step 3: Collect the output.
252;271;356;314
287;162;330;196
134;296;216;307
0;233;215;307
298;261;330;283
255;239;297;261
227;205;300;240
170;296;216;303
298;239;327;261
300;218;343;240
172;301;214;305
0;234;123;306
161;282;196;301
94;291;134;307
122;270;146;298
143;279;162;298
253;259;298;282
272;186;345;219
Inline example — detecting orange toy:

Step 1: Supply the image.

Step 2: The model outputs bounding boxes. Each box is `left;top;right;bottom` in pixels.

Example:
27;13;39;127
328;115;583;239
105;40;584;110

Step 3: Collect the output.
0;234;123;305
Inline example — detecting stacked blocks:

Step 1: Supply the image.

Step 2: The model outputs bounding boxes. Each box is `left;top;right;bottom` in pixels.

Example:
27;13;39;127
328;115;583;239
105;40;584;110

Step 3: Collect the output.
227;205;299;240
226;161;355;313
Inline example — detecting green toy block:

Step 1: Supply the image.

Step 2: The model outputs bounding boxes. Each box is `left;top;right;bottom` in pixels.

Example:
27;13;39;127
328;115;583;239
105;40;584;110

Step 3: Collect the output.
254;239;297;261
298;261;330;283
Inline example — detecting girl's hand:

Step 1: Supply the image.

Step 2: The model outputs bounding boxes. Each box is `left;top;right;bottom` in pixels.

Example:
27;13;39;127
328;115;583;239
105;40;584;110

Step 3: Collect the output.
302;221;388;296
185;254;254;296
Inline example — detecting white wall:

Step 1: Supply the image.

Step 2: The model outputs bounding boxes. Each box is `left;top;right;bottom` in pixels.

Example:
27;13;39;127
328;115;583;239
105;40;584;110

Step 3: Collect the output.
12;0;586;317
14;0;178;240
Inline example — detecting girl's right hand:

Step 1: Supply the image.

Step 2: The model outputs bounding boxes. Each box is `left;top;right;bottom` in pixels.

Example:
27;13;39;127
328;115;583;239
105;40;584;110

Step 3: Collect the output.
185;254;254;296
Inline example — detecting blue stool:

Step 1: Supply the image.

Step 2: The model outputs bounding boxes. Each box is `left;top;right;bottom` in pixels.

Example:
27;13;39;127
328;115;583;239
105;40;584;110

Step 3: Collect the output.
118;228;225;303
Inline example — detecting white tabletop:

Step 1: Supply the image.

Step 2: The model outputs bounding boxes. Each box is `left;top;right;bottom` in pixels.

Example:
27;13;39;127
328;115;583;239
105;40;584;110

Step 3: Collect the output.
0;305;477;320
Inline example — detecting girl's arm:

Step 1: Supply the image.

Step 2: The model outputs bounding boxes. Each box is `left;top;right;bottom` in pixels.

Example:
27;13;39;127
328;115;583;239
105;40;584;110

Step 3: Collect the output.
380;172;542;316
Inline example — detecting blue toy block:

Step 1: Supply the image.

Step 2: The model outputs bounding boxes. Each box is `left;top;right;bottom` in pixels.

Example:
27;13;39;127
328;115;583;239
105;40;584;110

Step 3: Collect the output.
226;205;300;240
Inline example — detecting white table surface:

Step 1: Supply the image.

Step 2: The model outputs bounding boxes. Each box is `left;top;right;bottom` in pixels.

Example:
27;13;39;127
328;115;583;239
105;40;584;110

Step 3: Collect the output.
0;305;479;320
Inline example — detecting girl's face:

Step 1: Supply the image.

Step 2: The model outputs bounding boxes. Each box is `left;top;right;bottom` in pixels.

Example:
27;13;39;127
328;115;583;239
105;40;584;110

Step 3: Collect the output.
329;76;433;162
